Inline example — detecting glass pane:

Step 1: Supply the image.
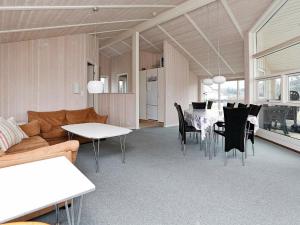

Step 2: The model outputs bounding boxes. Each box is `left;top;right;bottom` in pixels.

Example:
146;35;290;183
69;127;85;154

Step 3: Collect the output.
256;0;300;52
257;78;281;101
238;80;245;100
257;80;266;99
220;81;237;101
269;78;281;100
203;84;218;101
288;74;300;101
256;44;300;77
259;104;300;140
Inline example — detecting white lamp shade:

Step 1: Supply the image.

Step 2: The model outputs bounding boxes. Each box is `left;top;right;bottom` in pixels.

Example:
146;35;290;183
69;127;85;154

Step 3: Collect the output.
203;78;213;86
88;80;102;93
213;75;226;84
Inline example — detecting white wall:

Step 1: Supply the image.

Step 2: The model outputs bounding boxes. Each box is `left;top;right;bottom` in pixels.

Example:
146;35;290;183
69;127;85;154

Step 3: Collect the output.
0;33;95;122
188;71;199;103
164;40;189;127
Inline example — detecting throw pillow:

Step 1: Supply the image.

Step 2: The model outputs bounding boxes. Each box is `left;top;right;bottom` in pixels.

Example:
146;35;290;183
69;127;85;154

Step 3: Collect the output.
0;117;23;151
7;117;28;139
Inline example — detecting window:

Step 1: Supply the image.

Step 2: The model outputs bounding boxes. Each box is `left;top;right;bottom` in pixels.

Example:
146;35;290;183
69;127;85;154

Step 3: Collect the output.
288;74;300;101
256;0;300;52
257;78;281;101
220;81;237;101
202;80;244;109
203;83;218;101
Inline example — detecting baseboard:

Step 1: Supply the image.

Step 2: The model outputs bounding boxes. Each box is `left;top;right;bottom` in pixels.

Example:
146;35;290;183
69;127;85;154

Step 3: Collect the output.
256;129;300;152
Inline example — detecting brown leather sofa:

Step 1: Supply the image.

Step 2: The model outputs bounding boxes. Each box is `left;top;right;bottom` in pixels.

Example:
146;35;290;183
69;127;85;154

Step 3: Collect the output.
28;107;108;145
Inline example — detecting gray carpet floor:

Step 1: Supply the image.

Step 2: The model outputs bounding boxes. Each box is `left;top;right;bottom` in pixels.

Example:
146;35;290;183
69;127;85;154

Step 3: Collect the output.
36;127;300;225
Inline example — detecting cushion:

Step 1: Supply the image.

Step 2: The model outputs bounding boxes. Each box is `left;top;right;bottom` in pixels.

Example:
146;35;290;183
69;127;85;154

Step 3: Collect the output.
7;117;28;139
20;120;41;137
6;136;49;155
87;108;108;123
41;127;66;139
28;110;66;132
66;108;91;124
0;118;23;151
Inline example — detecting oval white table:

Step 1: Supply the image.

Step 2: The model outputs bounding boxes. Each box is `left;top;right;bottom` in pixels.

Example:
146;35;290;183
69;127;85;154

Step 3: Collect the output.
62;123;132;173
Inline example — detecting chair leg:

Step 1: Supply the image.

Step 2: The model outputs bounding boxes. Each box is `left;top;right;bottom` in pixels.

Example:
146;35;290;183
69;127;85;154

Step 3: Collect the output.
224;152;228;166
196;132;199;144
252;143;255;156
242;152;245;166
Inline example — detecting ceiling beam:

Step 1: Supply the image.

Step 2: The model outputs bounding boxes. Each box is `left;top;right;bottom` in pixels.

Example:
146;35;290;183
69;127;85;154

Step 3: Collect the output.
184;14;236;74
121;41;132;49
220;0;244;40
140;35;161;51
158;25;212;76
109;46;122;56
0;19;148;34
89;29;129;35
100;0;216;49
97;37;112;40
0;5;176;11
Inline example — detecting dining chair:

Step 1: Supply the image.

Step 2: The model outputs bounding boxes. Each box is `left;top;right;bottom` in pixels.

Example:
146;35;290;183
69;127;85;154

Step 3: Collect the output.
247;104;262;156
238;103;247;108
213;102;235;135
192;102;207;109
214;107;250;166
226;102;235;108
174;102;201;155
207;101;213;109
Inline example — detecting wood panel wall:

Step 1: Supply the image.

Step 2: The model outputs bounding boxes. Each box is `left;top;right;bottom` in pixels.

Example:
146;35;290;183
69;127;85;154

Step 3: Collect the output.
164;40;190;127
0;33;96;122
97;93;136;129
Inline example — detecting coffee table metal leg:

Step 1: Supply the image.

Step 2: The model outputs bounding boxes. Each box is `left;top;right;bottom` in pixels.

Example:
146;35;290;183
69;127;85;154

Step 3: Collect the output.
92;139;100;173
55;204;60;225
120;135;127;163
64;196;83;225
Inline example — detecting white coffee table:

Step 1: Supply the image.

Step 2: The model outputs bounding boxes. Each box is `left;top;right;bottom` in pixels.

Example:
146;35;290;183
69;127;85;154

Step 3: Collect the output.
62;123;132;173
0;156;95;225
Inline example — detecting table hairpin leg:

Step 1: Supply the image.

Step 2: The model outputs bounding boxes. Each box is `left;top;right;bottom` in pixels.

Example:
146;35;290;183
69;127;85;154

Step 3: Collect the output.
92;139;100;173
64;196;84;225
119;135;127;163
55;204;60;225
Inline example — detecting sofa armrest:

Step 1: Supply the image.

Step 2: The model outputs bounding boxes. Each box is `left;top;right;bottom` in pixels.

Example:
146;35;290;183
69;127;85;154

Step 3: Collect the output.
20;120;41;137
0;140;79;168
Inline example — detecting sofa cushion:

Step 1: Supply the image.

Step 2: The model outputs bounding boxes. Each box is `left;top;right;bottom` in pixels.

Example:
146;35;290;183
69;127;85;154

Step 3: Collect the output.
7;117;28;139
6;136;49;155
20;120;41;137
28;110;66;132
41;127;66;139
0;117;23;151
87;109;108;123
66;108;91;124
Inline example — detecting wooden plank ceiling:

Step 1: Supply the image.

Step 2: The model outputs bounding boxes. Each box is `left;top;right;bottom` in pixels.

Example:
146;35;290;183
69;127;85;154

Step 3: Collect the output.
0;0;273;78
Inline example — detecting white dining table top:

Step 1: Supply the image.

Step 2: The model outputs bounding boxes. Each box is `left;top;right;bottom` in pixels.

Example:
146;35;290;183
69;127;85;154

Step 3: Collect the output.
0;157;95;223
62;123;132;139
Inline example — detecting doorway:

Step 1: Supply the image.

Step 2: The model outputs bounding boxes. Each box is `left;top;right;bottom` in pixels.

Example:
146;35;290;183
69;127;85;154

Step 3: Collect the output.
87;62;95;108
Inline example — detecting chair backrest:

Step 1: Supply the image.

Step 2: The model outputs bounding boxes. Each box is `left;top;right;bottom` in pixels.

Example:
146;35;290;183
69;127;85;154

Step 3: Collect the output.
192;102;207;109
238;103;247;108
224;107;250;153
226;102;235;108
290;90;300;101
249;104;262;116
174;103;185;134
207;101;213;109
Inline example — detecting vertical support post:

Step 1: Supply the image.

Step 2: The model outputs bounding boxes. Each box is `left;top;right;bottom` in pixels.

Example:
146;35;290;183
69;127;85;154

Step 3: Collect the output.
244;32;255;104
132;32;140;129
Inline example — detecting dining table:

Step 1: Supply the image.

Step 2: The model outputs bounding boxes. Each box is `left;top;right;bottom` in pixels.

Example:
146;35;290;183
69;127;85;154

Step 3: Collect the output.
184;108;259;159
